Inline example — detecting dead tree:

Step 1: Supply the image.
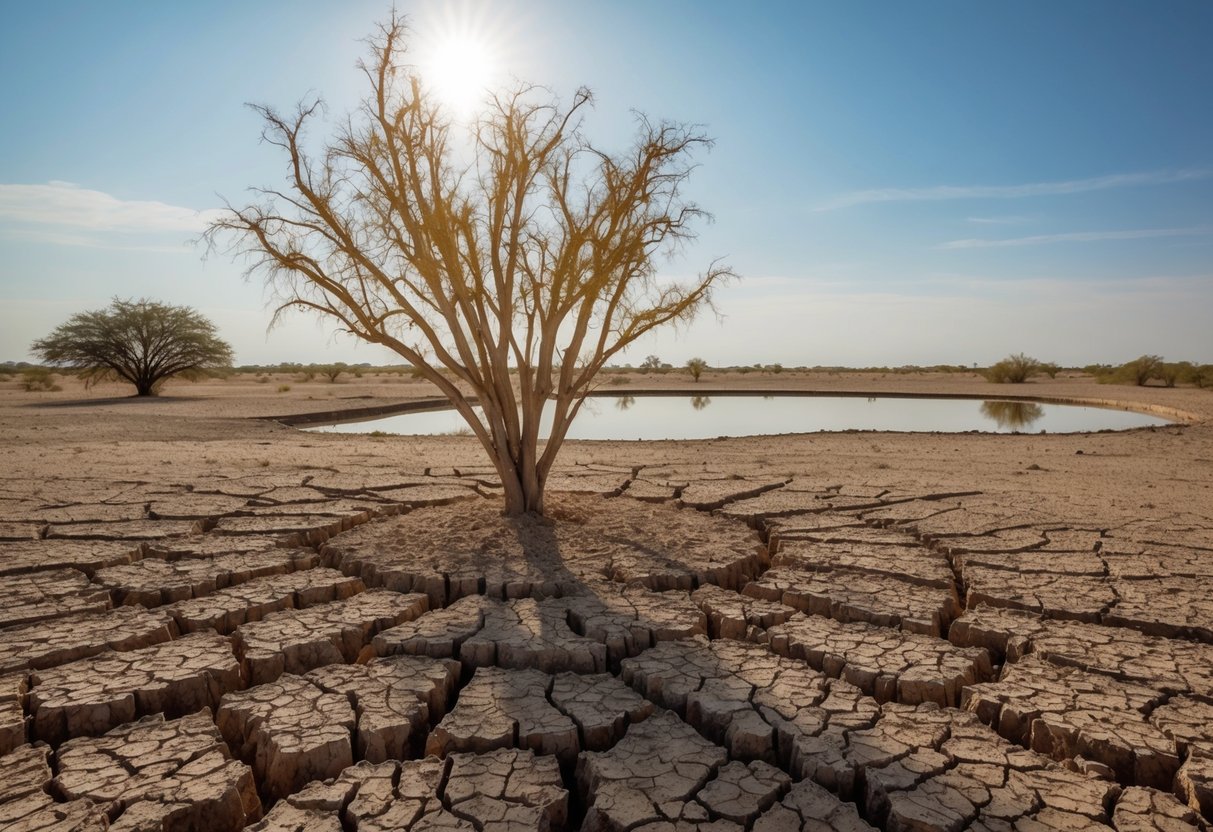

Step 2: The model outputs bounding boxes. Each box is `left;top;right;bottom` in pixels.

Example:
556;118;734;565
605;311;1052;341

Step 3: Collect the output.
209;16;732;514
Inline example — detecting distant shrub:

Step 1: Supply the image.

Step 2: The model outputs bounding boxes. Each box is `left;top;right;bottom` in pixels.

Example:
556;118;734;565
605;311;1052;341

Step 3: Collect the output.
640;355;662;371
277;384;291;393
1121;355;1163;386
1039;362;1061;379
22;367;61;392
686;357;708;382
1081;363;1115;383
1190;364;1213;389
766;363;783;374
322;363;346;382
606;375;630;386
1158;362;1187;388
986;353;1041;384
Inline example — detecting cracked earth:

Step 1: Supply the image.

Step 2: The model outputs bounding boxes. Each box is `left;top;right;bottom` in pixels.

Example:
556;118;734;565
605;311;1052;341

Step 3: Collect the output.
1;374;1211;830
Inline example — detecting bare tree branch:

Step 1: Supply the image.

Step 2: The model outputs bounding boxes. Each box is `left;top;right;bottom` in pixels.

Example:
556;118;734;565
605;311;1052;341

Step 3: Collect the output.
205;15;733;515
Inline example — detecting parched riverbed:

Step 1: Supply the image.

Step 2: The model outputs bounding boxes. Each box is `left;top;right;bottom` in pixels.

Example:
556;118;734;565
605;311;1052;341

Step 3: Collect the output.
1;371;1210;830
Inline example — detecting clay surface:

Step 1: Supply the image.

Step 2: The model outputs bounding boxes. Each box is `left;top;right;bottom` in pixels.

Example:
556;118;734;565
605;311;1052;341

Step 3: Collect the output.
2;372;1211;829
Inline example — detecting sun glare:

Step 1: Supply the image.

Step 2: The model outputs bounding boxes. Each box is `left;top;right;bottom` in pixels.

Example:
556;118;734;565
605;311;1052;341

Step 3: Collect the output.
417;17;500;120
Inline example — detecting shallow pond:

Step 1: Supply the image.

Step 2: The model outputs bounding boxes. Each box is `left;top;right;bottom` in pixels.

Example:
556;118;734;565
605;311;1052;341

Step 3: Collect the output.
303;394;1173;440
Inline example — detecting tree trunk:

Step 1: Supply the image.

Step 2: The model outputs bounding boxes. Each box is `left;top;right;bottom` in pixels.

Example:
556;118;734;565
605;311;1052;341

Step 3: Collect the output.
495;453;544;516
135;377;155;396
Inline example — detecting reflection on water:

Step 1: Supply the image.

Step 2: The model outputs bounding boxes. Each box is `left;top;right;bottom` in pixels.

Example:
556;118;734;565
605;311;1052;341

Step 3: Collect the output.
980;400;1045;431
307;395;1173;440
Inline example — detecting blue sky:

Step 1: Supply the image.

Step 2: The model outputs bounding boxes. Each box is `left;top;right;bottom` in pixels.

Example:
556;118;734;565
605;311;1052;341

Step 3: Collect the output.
2;1;1210;367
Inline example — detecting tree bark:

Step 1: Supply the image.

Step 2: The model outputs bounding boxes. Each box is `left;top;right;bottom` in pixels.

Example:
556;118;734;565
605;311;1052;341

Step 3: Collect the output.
496;453;544;515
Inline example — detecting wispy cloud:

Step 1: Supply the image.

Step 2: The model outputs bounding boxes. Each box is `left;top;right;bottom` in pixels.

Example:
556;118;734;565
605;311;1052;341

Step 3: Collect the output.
939;226;1213;249
965;215;1031;225
818;168;1212;211
0;226;194;253
0;181;222;233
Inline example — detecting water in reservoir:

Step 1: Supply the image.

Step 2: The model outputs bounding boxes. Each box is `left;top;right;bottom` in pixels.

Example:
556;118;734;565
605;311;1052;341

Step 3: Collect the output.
303;395;1173;440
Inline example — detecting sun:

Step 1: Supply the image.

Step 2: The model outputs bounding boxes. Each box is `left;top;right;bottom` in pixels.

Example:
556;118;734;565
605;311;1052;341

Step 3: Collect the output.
416;14;501;119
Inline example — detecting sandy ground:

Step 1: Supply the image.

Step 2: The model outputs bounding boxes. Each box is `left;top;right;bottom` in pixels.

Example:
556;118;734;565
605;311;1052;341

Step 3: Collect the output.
2;369;1209;527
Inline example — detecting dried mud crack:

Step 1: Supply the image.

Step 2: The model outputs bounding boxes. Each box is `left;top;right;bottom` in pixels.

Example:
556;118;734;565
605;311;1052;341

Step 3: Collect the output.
1;467;1211;830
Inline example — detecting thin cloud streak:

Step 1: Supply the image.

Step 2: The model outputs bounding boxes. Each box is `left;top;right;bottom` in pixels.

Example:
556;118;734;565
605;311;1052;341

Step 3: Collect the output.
0;227;194;253
940;226;1212;249
965;215;1031;225
818;168;1212;211
0;181;222;233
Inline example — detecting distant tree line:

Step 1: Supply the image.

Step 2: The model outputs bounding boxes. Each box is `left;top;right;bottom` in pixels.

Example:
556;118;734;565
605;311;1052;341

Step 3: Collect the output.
13;350;1212;392
984;352;1212;388
1084;355;1213;388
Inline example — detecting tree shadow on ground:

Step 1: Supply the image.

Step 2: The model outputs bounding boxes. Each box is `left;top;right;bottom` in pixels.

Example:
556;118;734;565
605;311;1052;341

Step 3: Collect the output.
27;395;207;408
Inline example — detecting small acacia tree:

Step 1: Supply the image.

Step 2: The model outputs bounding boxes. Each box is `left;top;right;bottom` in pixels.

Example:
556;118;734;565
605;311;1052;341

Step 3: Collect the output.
1122;355;1163;386
31;298;233;396
986;353;1041;384
209;16;732;515
1191;364;1213;389
1158;362;1186;388
686;357;707;382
